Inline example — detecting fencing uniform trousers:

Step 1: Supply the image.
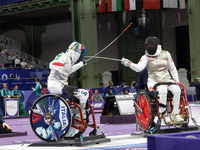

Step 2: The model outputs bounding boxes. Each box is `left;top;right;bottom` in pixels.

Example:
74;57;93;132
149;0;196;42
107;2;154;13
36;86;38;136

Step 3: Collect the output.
148;82;181;114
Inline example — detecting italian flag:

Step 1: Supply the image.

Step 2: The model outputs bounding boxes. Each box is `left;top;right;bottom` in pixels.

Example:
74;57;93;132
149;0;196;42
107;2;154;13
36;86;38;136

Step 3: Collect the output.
124;0;136;11
107;0;122;12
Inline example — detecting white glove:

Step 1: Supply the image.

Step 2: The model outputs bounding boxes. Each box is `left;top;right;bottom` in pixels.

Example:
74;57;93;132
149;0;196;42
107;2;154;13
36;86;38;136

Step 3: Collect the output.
121;57;131;67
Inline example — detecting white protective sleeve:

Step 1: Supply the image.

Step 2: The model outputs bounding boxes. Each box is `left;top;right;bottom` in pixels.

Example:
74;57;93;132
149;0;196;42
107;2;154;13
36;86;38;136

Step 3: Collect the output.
167;52;179;82
70;61;84;74
129;55;148;72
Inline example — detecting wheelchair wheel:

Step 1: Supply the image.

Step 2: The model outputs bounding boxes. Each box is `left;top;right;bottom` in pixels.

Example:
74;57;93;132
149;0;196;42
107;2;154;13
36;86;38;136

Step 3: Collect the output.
30;94;72;142
134;90;153;131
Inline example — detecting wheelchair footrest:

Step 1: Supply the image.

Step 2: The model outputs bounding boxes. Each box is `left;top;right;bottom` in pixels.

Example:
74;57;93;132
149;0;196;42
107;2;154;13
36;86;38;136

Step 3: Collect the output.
166;121;188;125
62;133;111;146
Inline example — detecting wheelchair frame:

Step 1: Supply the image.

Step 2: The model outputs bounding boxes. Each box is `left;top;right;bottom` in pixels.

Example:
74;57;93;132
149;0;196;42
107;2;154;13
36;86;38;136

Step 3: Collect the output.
30;94;98;143
134;82;190;132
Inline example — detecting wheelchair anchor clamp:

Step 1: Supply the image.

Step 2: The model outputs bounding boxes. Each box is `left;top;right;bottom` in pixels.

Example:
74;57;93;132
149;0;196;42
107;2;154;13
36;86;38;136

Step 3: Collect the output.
63;130;111;146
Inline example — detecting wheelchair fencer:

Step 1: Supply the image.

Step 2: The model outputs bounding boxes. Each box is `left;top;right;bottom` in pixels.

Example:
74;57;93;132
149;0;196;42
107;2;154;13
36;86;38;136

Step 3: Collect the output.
134;82;190;133
29;86;99;143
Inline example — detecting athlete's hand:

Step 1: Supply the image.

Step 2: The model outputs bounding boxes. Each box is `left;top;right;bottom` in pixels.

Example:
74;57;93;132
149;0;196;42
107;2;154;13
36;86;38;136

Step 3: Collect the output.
121;57;132;67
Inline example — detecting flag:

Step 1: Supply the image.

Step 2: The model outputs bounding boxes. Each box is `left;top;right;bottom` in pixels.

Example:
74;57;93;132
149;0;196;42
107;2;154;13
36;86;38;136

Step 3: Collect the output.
98;0;105;13
163;0;178;8
107;0;122;12
124;0;136;11
143;0;160;9
179;0;186;9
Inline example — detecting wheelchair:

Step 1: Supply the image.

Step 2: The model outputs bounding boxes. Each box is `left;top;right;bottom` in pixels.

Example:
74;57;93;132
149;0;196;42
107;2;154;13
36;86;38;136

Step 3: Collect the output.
134;82;190;132
29;93;98;143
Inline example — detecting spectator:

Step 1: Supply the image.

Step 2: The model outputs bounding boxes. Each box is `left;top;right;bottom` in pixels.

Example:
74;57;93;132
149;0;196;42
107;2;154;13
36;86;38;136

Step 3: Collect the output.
20;55;26;62
11;85;27;116
3;40;8;49
26;61;31;69
125;88;130;94
4;49;9;58
14;52;18;58
30;61;36;69
1;46;6;54
105;89;114;97
130;81;137;88
0;113;12;134
107;80;114;88
1;83;11;115
99;83;105;88
0;38;2;51
8;52;15;67
31;78;43;98
21;58;27;69
92;89;104;101
120;90;124;95
194;78;200;101
35;64;40;69
119;80;127;87
15;56;21;68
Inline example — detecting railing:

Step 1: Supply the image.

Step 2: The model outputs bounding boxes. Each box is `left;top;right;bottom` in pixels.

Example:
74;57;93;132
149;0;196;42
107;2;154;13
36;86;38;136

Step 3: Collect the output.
0;35;49;68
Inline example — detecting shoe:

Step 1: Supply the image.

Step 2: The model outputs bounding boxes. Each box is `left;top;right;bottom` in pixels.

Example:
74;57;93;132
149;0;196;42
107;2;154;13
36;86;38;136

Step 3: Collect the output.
173;114;184;122
164;115;171;124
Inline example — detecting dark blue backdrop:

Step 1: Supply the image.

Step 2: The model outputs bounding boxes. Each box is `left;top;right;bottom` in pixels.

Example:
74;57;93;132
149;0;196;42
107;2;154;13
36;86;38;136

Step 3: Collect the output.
0;69;50;90
0;0;27;5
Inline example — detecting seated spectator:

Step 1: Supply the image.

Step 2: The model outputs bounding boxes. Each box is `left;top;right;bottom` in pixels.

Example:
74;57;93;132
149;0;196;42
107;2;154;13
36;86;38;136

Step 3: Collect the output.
0;113;12;134
35;64;40;69
119;80;127;87
105;89;114;97
1;46;6;54
4;49;9;58
130;81;137;88
124;88;130;94
99;82;105;88
92;89;104;101
25;61;31;69
0;65;5;70
0;38;2;51
20;55;26;62
11;85;27;116
15;56;21;68
120;90;124;95
8;52;15;67
194;78;200;101
14;52;18;58
21;58;27;69
30;61;36;69
3;40;8;49
1;83;11;115
107;80;114;88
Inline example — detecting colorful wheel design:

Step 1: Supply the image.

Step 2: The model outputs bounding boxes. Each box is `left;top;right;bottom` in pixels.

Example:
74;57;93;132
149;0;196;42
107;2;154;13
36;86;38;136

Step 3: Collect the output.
30;94;72;142
135;91;153;131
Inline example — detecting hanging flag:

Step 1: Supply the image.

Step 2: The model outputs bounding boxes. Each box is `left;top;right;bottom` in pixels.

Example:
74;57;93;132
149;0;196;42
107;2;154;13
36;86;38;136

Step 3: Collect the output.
163;0;178;8
179;0;186;9
124;0;136;11
98;0;105;13
107;0;122;12
143;0;160;9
